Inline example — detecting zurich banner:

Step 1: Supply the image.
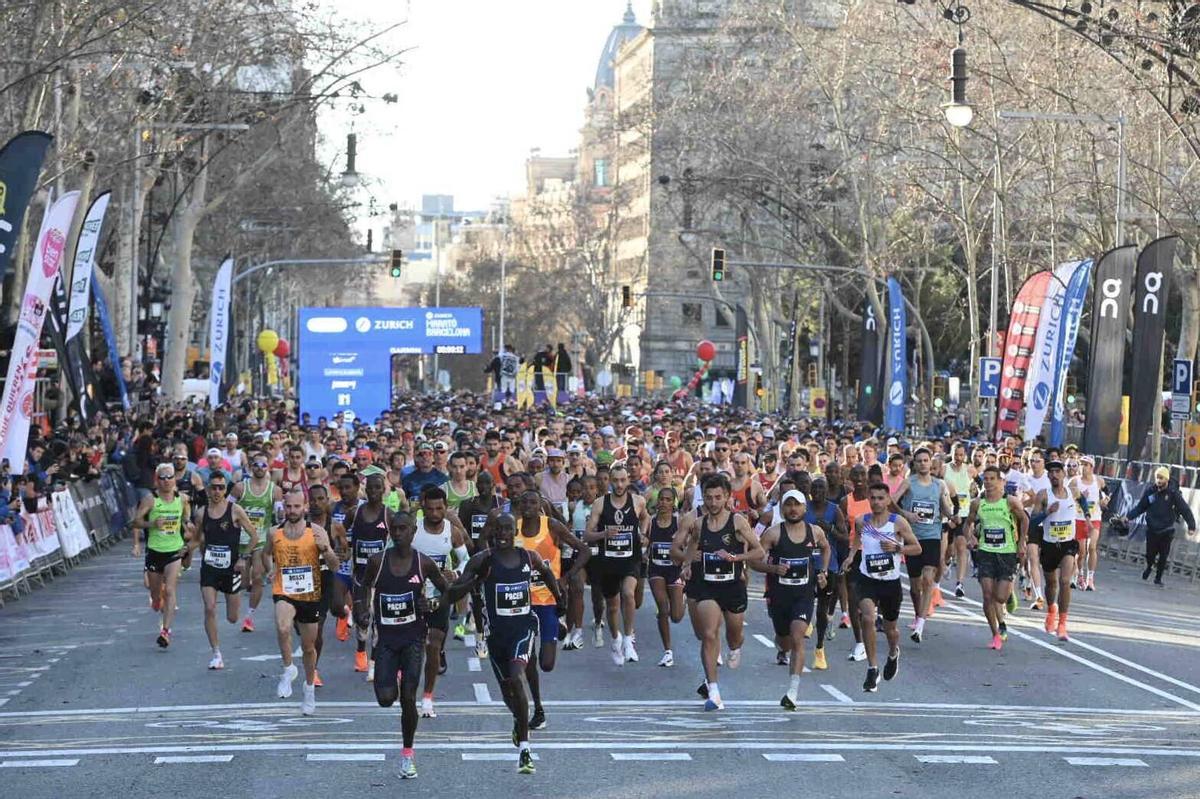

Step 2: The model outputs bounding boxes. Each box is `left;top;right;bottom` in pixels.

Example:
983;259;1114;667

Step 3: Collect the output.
1021;263;1071;442
1048;259;1092;447
299;306;483;422
884;276;907;431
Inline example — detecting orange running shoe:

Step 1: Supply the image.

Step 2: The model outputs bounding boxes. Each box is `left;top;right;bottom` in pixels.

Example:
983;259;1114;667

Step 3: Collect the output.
1044;604;1058;634
1056;614;1069;642
354;650;368;672
336;613;350;642
313;670;324;688
241;616;255;633
933;585;944;608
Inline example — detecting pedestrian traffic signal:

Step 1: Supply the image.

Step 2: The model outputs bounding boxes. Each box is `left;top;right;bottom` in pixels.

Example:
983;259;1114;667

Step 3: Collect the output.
390;249;403;278
711;247;726;282
622;285;632;308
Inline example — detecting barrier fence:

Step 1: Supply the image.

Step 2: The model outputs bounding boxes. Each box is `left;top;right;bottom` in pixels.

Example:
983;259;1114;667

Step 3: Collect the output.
0;467;139;607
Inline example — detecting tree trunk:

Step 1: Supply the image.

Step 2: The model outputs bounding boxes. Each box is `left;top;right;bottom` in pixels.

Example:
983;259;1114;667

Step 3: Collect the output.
161;161;209;400
1176;264;1199;363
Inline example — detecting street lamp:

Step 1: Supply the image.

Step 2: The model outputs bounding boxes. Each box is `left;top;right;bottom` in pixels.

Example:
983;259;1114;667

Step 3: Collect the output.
340;132;360;188
943;46;974;128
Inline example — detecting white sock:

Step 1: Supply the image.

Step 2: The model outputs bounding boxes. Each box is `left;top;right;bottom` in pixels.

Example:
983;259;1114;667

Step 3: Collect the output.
914;617;925;633
519;740;530;752
788;674;801;698
247;607;255;619
212;647;220;656
707;681;720;699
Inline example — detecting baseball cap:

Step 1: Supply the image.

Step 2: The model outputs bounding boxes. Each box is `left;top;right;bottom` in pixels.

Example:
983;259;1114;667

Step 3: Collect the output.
433;440;448;452
781;489;807;506
225;432;238;441
599;425;616;437
546;448;565;458
1046;460;1065;471
595;451;615;467
566;443;584;454
156;463;176;479
206;447;222;457
886;437;899;447
1155;466;1171;480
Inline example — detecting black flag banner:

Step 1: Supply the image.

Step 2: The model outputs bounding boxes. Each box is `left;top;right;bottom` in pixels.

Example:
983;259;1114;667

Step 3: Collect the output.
1127;236;1178;460
1082;245;1138;456
858;296;883;424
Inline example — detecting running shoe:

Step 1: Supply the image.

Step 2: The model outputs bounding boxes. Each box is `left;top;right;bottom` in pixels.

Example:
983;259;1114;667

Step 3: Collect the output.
658;650;674;668
910;628;922;644
849;643;866;661
813;647;828;670
776;650;789;666
207;652;223;670
954;582;965;598
999;621;1008;641
475;639;489;659
1070;578;1077;590
398;754;417;779
571;628;585;649
529;708;547;730
780;693;798;711
1044;605;1058;635
335;614;350;642
623;637;639;663
354;650;368;672
1143;566;1152;580
1005;592;1018;614
697;681;709;699
313;671;323;688
562;634;580;652
804;624;813;639
703;697;724;711
932;586;944;607
1085;575;1096;591
518;749;536;774
883;650;900;681
611;635;625;666
438;649;447;675
156;628;171;648
151;594;163;612
241;616;255;633
1057;618;1070;642
453;623;466;642
825;626;836;641
592;623;604;648
277;663;298;698
863;667;879;692
839;613;850;629
726;647;741;669
988;635;1002;650
420;696;436;718
301;682;316;716
717;652;724;666
1032;597;1045;611
558;620;569;641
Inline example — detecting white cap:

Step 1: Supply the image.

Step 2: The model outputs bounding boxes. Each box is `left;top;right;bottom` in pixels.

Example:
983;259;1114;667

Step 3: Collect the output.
781;489;808;506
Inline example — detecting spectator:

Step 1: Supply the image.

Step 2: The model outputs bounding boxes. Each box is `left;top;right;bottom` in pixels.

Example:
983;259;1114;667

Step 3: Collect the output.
1119;466;1198;587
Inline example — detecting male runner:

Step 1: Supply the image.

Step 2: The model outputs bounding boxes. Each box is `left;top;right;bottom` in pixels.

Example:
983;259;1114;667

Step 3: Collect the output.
964;465;1027;650
1070;455;1106;591
331;472;362;641
132;463;192;648
231;453;281;633
443;451;478;511
943;442;974;597
307;483;349;684
892;448;955;643
840;464;871;661
456;469;503;657
804;477;846;670
1037;461;1081;641
584;464;650;665
265;489;339;715
1021;452;1051;609
347;472;401;678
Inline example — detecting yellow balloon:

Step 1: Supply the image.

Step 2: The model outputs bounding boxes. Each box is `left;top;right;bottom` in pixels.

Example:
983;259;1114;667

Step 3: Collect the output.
256;329;279;354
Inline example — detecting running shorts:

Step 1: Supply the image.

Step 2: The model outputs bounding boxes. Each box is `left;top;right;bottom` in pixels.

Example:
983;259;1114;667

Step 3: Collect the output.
905;538;942;578
532;604;558;644
200;566;242;594
974;550;1017;582
767;592;815;636
487;625;538;683
373;640;423;698
273;594;321;624
854;573;902;622
144;548;184;574
1039;539;1079;573
686;581;748;614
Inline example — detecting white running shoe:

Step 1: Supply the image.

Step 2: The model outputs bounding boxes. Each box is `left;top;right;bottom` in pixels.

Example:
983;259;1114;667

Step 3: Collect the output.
366;660;375;682
727;647;742;670
611;634;625;666
658;650;674;667
624;636;639;663
572;628;585;649
301;682;316;716
475;639;489;659
849;643;867;662
208;653;224;670
420;696;436;718
717;652;724;666
277;663;298;698
593;623;604;648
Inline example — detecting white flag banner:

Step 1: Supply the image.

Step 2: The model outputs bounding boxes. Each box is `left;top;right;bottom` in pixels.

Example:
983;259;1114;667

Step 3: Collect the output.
0;191;80;471
65;191;110;342
1022;262;1075;442
208;257;233;407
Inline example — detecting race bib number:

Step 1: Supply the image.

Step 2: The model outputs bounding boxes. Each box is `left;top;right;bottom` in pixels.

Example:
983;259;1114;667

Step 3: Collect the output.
911;499;936;524
356;538;385;566
425;553;448;598
605;529;633;558
495;581;531;616
470;514;488;541
281;566;314;595
865;552;895;576
983;526;1007;547
560;541;575;560
1047;520;1073;543
589;542;601;557
651;541;673;567
778;556;810;586
379;591;416;626
204;544;231;570
703;552;734;582
337;558;352;577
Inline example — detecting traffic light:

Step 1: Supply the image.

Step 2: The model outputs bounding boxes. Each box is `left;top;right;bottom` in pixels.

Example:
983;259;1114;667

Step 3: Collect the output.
711;247;726;282
622;285;632;308
754;374;764;398
390;249;403;278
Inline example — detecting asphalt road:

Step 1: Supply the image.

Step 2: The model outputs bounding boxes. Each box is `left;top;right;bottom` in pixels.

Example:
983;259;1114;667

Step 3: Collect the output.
3;544;1200;797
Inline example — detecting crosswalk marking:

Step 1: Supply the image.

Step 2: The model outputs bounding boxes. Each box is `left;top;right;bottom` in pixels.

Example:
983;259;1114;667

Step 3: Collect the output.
611;753;692;761
462;753;539;761
305;754;385;762
916;755;997;764
1064;757;1148;767
0;759;79;768
154;755;234;764
467;657;481;672
474;683;493;703
763;754;845;762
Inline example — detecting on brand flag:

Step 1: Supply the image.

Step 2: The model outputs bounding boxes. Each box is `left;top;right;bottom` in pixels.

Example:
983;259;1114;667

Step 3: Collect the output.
1022;264;1075;441
1082;245;1138;455
208;257;233;407
1048;259;1093;447
92;280;130;411
0;131;53;281
858;296;883;423
994;271;1052;441
66;192;110;341
1127;237;1179;460
883;276;907;431
0;191;80;470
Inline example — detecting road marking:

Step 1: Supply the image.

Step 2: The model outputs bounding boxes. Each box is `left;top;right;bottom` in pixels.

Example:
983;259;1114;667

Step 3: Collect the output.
611;752;692;761
763;754;845;762
0;699;8;708
464;634;476;647
467;657;481;672
917;755;997;764
820;684;854;704
1067;636;1200;699
154;755;234;764
0;759;79;768
753;634;776;648
306;753;385;762
16;682;31;687
462;752;539;761
5;691;20;696
1064;757;1148;767
474;683;493;704
240;654;281;662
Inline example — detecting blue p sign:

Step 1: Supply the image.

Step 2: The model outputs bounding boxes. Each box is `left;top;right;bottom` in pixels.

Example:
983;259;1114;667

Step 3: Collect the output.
979;357;1002;399
1173;358;1193;396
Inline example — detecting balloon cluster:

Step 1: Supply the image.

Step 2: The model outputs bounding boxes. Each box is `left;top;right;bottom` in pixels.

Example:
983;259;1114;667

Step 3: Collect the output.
674;340;715;400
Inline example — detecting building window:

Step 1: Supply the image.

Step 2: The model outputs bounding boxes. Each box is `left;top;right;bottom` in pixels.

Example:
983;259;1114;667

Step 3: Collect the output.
594;158;609;188
714;307;730;328
682;303;703;327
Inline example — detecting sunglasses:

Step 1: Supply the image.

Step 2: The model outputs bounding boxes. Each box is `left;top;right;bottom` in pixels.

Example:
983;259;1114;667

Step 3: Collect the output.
252;462;268;468
306;464;321;470
209;484;227;491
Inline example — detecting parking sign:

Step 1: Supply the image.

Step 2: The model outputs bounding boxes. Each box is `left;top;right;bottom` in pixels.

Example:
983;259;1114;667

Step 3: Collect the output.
1172;358;1193;421
978;357;1002;399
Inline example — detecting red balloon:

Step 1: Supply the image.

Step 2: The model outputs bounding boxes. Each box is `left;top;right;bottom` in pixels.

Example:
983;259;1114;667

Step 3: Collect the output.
273;338;290;358
696;340;716;362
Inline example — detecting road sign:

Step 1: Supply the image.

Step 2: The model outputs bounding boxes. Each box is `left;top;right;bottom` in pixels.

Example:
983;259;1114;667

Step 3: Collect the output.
1172;358;1193;421
978;357;1001;399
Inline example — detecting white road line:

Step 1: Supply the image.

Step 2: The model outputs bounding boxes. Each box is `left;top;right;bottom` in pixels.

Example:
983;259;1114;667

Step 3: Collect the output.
0;759;79;768
753;634;776;648
154;755;234;764
820;684;854;704
16;682;31;687
1064;756;1148;767
464;634;476;647
306;753;385;762
462;753;539;761
0;699;8;708
467;657;481;672
917;755;997;764
763;754;845;762
474;683;493;704
611;753;692;761
5;691;20;696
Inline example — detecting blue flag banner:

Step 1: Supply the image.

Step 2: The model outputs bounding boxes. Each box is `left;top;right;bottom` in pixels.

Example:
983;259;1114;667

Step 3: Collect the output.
0;131;53;281
884;276;907;431
1049;259;1092;447
92;279;130;411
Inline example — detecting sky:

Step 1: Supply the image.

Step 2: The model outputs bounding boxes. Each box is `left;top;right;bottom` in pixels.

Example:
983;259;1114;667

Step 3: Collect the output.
322;0;654;216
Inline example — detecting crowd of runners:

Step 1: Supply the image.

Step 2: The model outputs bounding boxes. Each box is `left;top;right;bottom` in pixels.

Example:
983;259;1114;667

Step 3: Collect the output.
126;392;1196;778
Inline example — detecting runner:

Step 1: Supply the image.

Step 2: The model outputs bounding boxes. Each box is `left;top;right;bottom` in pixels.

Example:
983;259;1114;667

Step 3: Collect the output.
1036;461;1082;641
753;490;832;709
231;453;281;633
892;448;955;643
840;463;871;661
964;465;1027;650
671;472;764;710
643;485;685;667
558;476;589;650
131;463;192;648
265;489;340;715
943;442;975;597
331;472;362;642
1069;455;1106;591
1020;452;1051;610
804;476;846;669
307;483;349;685
347;472;398;678
187;472;258;669
845;481;921;692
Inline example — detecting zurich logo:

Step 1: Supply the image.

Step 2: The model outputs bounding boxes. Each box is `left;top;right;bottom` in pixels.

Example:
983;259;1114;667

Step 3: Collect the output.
1032;382;1050;411
355;317;371;333
889;381;903;406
